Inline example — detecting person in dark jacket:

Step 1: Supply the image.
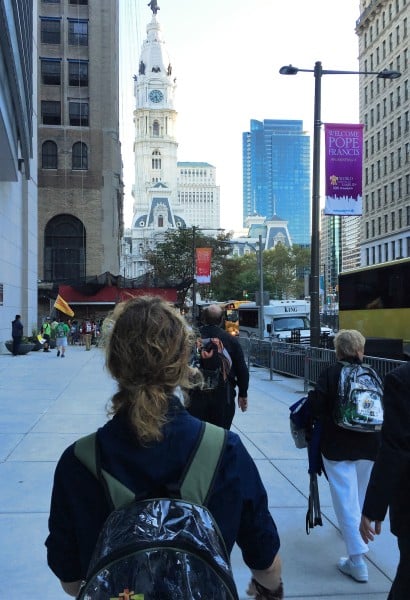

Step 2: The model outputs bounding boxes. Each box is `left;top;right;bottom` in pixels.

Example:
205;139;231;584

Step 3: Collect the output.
187;303;249;428
360;362;410;599
11;314;23;355
45;296;282;599
308;329;380;584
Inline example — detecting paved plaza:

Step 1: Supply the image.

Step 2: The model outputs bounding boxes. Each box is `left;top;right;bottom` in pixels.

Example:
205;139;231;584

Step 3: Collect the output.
0;344;398;599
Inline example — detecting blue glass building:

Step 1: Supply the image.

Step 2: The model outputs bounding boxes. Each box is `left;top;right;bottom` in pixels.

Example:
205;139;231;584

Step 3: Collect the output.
242;119;311;246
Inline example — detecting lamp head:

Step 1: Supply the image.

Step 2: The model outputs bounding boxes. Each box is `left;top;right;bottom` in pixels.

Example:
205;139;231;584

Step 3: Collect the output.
377;69;401;79
279;65;299;75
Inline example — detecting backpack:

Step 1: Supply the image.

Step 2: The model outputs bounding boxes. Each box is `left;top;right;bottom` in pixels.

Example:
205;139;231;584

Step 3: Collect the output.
289;396;311;449
334;362;384;432
55;323;66;338
193;336;232;391
74;422;239;600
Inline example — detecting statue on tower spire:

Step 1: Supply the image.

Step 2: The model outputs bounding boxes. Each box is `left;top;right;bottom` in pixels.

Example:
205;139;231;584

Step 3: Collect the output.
148;1;160;15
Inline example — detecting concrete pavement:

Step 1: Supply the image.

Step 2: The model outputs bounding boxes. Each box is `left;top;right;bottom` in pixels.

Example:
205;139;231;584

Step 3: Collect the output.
0;344;398;599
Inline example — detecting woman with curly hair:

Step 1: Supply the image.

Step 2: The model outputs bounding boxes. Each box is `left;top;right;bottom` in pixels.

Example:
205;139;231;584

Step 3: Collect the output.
45;296;283;599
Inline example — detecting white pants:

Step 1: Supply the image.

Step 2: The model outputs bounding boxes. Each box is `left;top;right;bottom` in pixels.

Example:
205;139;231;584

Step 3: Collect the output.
322;456;373;557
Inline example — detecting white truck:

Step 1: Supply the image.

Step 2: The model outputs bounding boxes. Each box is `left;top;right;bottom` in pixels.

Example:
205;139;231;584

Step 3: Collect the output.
238;299;333;342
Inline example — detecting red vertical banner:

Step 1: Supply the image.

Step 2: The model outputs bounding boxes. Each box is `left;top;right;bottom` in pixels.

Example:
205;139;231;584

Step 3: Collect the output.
324;123;364;216
195;248;212;284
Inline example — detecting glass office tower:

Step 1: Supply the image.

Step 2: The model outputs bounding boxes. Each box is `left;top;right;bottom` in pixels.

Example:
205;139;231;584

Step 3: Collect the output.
243;119;310;246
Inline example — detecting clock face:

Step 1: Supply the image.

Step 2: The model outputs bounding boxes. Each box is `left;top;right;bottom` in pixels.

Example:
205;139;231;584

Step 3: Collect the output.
149;89;164;103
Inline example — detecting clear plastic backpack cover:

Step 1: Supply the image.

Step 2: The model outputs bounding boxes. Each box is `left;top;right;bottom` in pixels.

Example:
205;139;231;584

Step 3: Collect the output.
77;498;239;600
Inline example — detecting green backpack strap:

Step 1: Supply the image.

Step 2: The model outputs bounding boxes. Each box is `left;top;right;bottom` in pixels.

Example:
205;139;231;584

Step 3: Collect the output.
74;433;134;509
180;422;227;506
74;422;227;510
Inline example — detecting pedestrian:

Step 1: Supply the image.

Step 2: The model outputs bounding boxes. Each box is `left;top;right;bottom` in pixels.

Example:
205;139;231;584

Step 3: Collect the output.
54;319;70;357
45;296;283;599
41;317;52;352
307;329;380;583
11;314;23;355
360;362;410;599
187;303;249;429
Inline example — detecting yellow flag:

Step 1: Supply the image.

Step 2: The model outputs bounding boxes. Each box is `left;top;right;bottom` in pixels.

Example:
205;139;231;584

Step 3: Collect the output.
54;294;74;317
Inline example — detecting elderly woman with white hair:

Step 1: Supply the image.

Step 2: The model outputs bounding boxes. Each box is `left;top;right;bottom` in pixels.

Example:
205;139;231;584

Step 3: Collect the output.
308;329;381;584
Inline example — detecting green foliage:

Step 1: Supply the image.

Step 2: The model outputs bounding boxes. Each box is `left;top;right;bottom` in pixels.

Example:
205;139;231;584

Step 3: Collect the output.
145;229;232;304
212;243;311;301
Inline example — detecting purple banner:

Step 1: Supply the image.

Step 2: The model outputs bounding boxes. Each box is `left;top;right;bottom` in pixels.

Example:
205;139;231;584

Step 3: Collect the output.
324;123;364;216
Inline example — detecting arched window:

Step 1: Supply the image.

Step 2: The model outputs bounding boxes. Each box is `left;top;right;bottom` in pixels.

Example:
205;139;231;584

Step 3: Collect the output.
153;120;160;136
72;142;88;170
158;215;164;227
42;140;58;169
44;214;86;282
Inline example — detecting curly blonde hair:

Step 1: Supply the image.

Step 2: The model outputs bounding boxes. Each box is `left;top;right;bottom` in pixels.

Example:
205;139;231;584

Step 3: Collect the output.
104;296;196;444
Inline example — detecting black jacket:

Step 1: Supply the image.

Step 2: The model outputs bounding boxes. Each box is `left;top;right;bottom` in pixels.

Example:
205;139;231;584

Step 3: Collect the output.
12;318;23;337
199;324;249;397
309;360;380;461
363;362;410;537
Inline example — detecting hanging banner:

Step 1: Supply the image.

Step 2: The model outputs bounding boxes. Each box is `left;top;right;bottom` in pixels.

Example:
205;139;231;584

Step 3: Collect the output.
195;248;212;284
324;123;364;216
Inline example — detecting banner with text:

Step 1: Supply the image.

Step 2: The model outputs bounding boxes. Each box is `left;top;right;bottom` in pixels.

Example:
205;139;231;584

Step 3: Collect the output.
324;123;364;216
195;248;212;284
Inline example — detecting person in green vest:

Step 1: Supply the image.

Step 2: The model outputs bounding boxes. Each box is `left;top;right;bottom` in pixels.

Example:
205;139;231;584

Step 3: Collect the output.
41;318;52;353
55;319;70;358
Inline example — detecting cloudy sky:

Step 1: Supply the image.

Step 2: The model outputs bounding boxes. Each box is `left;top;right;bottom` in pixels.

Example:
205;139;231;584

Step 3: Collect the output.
119;0;362;232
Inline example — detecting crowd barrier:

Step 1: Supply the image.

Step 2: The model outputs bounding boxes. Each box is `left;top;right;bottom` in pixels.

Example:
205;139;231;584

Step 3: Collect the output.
238;336;406;391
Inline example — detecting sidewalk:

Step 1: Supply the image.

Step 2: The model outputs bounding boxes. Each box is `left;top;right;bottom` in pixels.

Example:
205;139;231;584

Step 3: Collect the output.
0;345;398;599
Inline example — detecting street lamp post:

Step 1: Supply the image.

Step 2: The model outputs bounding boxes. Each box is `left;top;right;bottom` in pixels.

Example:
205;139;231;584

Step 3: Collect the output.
279;62;401;347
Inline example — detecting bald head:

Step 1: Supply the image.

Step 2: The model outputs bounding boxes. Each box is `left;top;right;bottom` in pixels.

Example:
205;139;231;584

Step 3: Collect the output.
203;304;223;326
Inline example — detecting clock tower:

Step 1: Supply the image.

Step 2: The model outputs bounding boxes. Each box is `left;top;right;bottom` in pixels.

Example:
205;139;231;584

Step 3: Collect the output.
131;7;183;234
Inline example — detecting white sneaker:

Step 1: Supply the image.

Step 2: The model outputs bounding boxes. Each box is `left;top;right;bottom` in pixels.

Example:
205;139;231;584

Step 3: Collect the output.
337;557;368;582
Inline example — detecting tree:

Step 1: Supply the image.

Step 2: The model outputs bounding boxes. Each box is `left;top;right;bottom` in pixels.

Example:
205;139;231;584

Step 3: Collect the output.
145;229;232;304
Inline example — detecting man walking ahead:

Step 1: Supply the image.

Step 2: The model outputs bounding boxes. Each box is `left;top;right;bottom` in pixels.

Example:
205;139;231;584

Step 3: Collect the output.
11;315;23;355
188;304;249;429
55;319;70;358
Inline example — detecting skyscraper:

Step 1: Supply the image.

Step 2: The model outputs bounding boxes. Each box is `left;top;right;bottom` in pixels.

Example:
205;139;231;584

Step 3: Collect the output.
242;119;310;246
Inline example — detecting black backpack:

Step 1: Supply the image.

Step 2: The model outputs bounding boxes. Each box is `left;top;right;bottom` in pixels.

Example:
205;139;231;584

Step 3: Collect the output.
193;336;233;391
74;422;239;600
334;362;384;432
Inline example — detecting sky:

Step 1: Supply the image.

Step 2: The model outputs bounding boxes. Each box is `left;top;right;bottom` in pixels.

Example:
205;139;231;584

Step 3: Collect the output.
119;0;362;232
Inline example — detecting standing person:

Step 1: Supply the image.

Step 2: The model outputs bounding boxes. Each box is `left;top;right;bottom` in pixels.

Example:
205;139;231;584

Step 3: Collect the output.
308;329;380;583
55;319;70;357
187;303;249;429
11;314;23;355
45;296;283;599
360;362;410;599
41;317;52;352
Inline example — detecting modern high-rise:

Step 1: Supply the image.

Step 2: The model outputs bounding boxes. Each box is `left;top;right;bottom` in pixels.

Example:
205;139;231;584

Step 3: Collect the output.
242;119;310;246
37;0;123;286
356;0;409;265
0;1;38;350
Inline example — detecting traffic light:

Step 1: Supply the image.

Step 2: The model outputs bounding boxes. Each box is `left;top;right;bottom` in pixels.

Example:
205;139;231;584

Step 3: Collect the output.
243;290;248;298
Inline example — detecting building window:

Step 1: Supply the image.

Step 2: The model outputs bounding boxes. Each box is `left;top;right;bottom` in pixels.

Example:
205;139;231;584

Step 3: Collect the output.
69;102;89;126
158;215;164;227
40;18;61;44
41;59;61;85
44;215;86;282
69;0;88;4
68;60;88;86
42;141;58;169
153;121;160;136
152;150;161;169
68;19;88;46
41;100;61;125
43;1;60;3
72;142;88;169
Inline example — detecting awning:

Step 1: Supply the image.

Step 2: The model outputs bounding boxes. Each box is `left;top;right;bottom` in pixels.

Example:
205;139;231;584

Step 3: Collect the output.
58;285;178;305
